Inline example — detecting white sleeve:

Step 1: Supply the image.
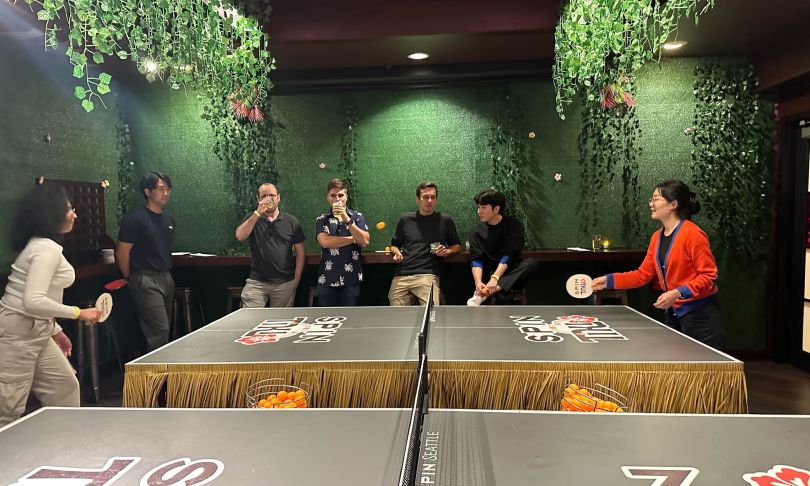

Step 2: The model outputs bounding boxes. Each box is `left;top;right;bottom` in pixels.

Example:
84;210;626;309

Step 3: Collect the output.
22;245;76;319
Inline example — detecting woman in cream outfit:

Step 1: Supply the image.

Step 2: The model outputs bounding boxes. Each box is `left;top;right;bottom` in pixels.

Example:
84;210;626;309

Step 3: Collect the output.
0;184;100;426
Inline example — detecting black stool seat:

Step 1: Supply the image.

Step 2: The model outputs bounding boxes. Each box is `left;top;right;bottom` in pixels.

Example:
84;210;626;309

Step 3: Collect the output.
226;286;243;313
172;287;194;338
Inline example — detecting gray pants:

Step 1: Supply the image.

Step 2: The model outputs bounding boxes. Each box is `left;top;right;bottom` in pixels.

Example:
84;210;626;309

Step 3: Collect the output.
129;270;174;352
0;307;79;427
241;278;298;308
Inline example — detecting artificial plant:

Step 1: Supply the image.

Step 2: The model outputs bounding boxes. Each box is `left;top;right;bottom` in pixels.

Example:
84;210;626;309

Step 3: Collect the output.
339;95;359;202
489;90;538;248
20;0;275;113
690;61;772;260
553;0;714;118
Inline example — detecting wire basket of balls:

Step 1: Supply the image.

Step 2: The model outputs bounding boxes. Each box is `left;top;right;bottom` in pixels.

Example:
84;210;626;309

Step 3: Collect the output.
560;382;628;413
246;378;311;409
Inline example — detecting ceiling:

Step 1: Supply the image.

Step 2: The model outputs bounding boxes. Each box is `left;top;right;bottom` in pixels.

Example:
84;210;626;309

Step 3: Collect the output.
3;0;809;93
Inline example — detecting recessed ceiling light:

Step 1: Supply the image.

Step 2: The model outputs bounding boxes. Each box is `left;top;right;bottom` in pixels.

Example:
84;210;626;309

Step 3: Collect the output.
407;52;429;60
662;41;687;50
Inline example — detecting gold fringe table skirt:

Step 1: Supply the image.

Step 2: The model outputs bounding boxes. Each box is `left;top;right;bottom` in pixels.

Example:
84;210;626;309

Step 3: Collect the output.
125;359;746;414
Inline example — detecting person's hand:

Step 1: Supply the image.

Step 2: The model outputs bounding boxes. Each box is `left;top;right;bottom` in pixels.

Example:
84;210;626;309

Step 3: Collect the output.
392;251;404;263
475;282;489;296
435;245;449;257
654;289;681;310
52;331;72;357
257;197;273;214
591;276;608;291
485;278;499;294
79;307;101;325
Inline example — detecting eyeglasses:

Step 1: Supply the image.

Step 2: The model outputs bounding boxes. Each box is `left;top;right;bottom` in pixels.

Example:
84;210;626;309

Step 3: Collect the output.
649;196;665;204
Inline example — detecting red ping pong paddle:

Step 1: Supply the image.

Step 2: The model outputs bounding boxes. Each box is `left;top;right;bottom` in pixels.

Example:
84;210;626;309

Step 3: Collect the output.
104;278;127;291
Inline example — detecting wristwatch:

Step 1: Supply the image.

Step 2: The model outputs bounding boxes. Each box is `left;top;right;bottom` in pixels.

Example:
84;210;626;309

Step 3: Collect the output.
345;218;354;225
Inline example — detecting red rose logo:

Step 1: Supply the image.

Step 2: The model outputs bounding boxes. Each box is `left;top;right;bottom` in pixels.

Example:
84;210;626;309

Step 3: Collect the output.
235;334;279;345
744;465;810;486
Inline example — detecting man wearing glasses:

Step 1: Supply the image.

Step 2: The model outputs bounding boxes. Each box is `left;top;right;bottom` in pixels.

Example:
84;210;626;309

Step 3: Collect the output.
235;182;305;308
116;171;176;351
388;181;461;305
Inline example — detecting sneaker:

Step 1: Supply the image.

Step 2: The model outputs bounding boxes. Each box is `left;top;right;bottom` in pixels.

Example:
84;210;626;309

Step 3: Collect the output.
467;293;486;306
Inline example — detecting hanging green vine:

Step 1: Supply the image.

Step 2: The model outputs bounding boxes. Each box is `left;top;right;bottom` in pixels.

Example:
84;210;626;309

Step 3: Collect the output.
488;90;537;248
114;104;134;226
577;97;644;245
201;87;282;224
554;0;714;118
20;0;275;113
690;62;772;260
339;95;359;201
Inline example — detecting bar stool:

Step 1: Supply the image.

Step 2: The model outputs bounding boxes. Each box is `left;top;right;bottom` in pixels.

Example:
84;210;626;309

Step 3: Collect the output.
308;287;319;307
226;286;243;313
73;299;101;403
171;287;194;339
591;290;629;305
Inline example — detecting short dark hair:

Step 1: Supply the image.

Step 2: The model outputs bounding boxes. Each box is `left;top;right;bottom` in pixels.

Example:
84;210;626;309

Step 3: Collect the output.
655;179;701;220
416;181;438;198
139;171;172;199
326;178;347;193
257;182;277;197
11;184;70;251
474;189;507;214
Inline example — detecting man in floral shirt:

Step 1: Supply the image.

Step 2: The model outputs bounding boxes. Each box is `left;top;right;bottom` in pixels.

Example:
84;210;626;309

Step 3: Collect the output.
315;179;370;306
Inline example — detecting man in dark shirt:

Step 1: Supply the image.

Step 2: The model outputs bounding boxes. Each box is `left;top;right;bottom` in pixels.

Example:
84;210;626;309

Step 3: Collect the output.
315;179;370;306
467;189;538;306
235;183;305;308
116;171;176;351
389;182;461;305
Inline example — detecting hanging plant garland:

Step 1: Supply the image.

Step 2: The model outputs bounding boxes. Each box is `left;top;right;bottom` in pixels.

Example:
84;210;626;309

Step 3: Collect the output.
553;0;714;118
19;0;275;113
577;98;643;245
690;62;772;260
488;90;538;248
339;95;359;201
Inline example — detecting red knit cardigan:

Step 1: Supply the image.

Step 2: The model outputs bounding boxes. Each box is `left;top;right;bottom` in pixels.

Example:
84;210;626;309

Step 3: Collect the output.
606;219;718;316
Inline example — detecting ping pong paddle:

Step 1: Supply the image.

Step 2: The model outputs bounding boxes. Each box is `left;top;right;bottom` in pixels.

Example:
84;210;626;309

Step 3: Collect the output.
104;278;127;291
95;292;113;323
566;274;593;299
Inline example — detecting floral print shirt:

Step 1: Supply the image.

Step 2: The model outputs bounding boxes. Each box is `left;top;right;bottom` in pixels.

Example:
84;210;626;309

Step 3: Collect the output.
315;208;368;287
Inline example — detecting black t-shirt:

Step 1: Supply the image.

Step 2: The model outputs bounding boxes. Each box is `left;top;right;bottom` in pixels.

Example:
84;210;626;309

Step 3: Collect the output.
118;206;175;272
469;215;525;272
658;229;674;278
248;211;306;283
390;211;461;276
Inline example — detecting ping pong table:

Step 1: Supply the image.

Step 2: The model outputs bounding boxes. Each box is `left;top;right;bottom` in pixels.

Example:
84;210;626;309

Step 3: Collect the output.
123;304;746;413
1;407;805;485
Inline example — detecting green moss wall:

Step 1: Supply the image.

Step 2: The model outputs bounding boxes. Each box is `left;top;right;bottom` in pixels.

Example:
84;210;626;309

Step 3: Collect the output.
0;49;768;349
0;40;120;268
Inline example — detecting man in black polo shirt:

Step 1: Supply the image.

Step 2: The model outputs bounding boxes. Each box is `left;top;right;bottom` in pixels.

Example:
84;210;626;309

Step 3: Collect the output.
116;171;176;351
389;181;461;305
235;182;305;308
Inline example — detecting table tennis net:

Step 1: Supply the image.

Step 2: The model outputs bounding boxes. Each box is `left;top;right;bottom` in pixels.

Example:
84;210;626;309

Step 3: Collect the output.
398;353;429;486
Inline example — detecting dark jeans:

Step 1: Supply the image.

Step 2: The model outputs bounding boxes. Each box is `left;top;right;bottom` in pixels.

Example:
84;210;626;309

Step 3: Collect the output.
129;270;174;352
493;258;539;294
664;298;727;349
316;284;361;307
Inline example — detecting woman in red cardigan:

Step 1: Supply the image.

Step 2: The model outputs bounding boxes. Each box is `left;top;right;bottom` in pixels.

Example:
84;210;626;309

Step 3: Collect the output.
592;180;726;348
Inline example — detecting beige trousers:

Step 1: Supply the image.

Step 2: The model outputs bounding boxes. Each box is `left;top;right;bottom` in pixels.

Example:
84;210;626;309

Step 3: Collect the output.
388;274;440;306
241;278;298;308
0;307;79;427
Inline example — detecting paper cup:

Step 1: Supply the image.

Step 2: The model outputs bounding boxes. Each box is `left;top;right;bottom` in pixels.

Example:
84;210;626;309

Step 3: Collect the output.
566;274;593;299
95;292;113;323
